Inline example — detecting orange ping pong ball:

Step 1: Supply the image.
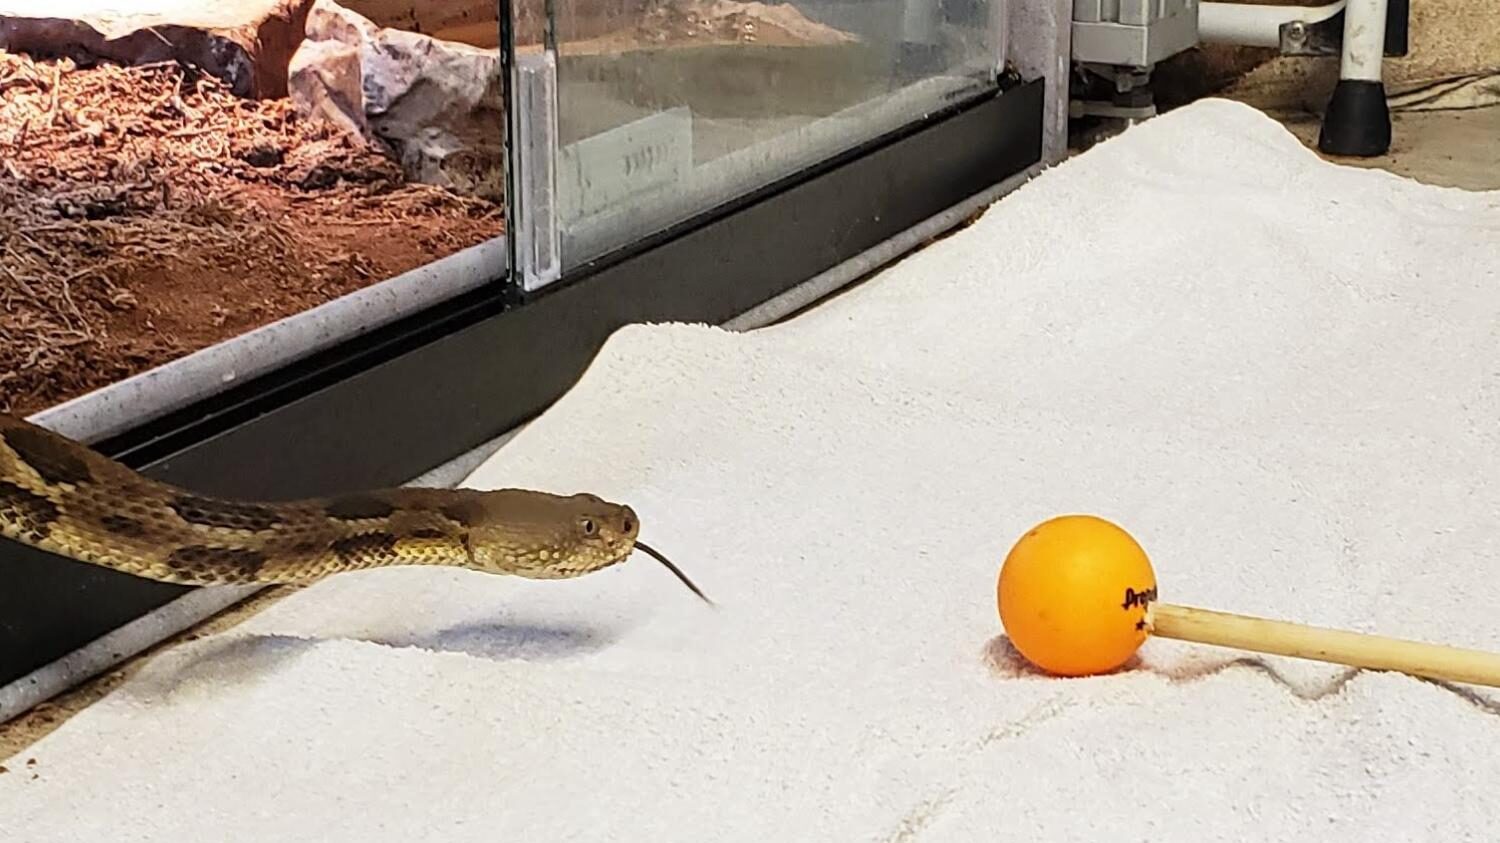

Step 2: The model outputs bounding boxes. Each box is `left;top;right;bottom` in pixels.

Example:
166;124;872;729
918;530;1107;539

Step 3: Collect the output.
997;515;1158;676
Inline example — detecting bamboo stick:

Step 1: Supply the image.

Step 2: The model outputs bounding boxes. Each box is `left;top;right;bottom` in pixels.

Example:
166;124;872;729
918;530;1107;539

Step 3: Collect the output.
1147;603;1500;688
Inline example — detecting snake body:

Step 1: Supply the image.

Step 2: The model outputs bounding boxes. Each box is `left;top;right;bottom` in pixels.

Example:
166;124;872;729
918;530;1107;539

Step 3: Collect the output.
0;413;707;600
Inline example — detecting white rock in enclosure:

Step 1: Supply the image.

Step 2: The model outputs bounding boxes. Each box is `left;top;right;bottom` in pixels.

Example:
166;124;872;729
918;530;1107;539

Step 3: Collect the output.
288;38;365;139
289;0;504;198
0;0;314;97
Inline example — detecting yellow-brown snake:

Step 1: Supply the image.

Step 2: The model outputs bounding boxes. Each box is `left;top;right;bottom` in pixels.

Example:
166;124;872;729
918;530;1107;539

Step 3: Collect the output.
0;413;709;601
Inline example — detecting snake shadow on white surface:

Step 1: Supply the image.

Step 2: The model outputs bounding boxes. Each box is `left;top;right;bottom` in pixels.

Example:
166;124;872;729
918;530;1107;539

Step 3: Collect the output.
115;621;619;698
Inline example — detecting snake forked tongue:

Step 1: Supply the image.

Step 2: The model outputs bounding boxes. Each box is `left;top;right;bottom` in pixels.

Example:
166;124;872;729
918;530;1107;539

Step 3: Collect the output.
634;540;714;606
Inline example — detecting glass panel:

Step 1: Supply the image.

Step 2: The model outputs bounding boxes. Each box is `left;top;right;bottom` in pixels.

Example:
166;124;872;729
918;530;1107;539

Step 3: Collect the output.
516;0;1003;273
0;0;506;420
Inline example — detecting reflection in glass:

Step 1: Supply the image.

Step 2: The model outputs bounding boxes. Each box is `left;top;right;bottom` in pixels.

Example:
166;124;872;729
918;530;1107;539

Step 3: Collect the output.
0;0;506;417
515;0;1004;272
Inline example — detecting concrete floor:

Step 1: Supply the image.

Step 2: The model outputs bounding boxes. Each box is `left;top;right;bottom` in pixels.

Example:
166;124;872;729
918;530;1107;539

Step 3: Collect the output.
1;99;1496;763
1275;104;1500;192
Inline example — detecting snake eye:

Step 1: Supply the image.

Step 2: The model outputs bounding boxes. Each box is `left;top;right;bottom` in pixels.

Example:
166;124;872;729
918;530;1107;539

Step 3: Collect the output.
580;518;597;536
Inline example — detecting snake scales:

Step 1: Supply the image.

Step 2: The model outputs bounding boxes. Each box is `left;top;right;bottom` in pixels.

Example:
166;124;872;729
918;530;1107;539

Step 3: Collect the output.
0;413;708;601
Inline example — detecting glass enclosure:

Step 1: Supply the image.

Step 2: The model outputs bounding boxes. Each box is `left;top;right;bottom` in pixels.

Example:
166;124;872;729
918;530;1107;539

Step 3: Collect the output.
1;0;1004;417
510;0;1006;286
0;0;507;419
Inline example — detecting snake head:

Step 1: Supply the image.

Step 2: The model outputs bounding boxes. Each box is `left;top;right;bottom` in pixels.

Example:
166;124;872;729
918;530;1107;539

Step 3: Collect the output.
464;490;639;579
462;489;711;603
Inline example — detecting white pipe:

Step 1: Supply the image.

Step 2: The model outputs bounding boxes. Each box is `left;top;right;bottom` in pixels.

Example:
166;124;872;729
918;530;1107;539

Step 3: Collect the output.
1339;0;1388;82
1198;0;1345;48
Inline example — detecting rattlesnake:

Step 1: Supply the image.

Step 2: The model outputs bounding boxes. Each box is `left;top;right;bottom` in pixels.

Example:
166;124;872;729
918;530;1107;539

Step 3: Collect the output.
0;413;709;601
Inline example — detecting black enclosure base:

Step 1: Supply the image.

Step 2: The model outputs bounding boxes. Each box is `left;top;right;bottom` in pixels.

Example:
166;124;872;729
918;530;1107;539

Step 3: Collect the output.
0;78;1045;697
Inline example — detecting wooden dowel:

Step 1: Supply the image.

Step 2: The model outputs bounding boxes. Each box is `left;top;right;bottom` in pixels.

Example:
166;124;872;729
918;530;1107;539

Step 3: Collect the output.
1146;603;1500;689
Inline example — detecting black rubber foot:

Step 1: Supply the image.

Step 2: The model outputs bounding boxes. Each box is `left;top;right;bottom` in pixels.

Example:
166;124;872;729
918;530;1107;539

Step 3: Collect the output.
1318;80;1392;157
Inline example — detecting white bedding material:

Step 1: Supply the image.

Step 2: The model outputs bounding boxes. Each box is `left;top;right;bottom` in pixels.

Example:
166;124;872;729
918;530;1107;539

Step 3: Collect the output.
4;99;1500;840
